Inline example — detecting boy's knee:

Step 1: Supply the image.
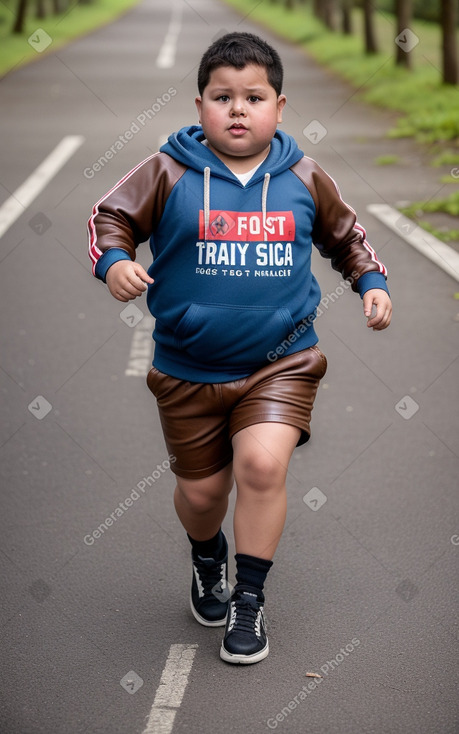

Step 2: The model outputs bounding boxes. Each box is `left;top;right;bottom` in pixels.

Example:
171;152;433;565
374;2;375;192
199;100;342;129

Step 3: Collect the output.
176;483;216;513
235;452;284;492
176;471;232;513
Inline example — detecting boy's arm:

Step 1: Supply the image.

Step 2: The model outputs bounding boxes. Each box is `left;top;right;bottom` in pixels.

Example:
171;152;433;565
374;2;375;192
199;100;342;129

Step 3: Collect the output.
291;157;391;330
87;152;186;283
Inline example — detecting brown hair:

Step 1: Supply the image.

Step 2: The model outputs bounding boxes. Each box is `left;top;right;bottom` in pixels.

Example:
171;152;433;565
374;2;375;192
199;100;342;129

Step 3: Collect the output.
197;32;284;96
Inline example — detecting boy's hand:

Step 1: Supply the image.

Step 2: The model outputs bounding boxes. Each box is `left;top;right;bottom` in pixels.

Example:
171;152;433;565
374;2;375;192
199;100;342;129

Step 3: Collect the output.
363;288;392;331
105;260;154;302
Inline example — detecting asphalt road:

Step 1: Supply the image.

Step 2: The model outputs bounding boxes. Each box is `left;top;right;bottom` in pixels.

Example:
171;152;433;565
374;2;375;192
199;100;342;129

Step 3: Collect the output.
0;1;458;733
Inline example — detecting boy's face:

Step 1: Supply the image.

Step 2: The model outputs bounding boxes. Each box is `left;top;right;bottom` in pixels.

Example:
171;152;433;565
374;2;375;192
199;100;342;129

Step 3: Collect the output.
195;64;286;171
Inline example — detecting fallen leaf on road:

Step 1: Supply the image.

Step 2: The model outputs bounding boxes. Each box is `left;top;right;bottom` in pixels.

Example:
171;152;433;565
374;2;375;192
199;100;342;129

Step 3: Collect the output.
305;672;323;679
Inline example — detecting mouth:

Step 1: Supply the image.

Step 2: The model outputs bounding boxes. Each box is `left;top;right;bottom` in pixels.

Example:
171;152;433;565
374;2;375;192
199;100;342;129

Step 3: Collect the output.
228;123;248;135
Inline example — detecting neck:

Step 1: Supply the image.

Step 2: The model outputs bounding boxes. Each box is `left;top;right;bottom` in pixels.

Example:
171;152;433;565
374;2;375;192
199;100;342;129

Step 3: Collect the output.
207;144;271;174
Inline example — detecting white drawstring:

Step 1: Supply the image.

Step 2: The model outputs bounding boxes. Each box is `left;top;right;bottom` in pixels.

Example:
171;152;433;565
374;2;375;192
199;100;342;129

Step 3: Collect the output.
203;168;270;240
262;172;270;237
203;166;210;241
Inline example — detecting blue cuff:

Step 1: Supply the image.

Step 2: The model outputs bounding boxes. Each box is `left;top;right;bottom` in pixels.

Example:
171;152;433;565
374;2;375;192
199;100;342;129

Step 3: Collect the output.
356;271;390;298
95;248;132;282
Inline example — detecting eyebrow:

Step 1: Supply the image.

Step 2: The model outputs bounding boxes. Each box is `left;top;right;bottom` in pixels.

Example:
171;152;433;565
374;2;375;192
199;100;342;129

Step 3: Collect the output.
210;87;267;94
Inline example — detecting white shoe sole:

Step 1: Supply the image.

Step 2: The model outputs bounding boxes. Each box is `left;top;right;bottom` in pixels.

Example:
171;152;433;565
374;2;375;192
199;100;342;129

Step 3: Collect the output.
220;641;269;664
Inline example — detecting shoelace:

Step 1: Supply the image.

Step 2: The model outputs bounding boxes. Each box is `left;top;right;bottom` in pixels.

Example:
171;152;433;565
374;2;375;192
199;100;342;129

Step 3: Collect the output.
230;598;261;634
194;556;225;596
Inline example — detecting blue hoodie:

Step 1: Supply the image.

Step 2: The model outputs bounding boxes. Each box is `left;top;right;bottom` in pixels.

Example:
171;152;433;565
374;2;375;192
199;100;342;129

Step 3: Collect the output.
89;125;388;382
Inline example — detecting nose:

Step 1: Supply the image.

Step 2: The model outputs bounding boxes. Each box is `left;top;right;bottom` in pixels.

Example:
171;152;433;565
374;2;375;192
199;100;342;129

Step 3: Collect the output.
231;101;246;117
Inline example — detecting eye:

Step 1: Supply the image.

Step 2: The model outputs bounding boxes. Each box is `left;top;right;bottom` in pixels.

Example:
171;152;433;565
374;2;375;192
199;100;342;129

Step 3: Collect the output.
248;96;261;103
216;95;230;102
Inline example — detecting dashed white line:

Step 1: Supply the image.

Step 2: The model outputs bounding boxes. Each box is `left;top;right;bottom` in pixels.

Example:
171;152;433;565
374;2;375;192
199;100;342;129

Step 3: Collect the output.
142;643;198;734
156;1;182;69
125;315;155;376
367;202;459;283
0;135;85;239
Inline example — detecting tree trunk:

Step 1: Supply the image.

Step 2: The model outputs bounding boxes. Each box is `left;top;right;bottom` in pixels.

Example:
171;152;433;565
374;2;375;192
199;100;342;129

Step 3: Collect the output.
441;0;458;84
313;0;326;21
395;0;414;68
341;0;353;35
36;0;46;19
12;0;28;33
363;0;378;54
324;0;336;30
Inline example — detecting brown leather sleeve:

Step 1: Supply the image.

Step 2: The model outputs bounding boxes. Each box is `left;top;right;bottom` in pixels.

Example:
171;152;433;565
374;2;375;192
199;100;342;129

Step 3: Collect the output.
290;156;386;291
89;152;187;261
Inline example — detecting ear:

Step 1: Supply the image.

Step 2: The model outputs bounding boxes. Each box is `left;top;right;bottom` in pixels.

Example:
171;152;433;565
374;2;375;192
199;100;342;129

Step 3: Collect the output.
195;96;202;123
277;94;287;124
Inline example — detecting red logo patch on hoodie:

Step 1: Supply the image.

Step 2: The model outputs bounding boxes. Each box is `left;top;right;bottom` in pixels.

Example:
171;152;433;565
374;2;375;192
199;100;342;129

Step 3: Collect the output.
199;210;295;241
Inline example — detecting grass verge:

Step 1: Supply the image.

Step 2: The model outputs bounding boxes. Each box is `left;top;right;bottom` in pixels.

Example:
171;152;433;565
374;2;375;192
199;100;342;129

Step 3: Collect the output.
0;0;141;78
400;192;459;243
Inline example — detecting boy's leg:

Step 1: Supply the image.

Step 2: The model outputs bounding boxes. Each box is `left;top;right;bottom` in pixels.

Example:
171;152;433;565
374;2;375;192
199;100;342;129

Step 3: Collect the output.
174;465;234;627
174;463;233;541
220;421;300;664
232;422;300;559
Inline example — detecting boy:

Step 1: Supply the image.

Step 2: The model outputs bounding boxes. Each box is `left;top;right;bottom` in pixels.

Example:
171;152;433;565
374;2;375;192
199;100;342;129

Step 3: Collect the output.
88;32;392;665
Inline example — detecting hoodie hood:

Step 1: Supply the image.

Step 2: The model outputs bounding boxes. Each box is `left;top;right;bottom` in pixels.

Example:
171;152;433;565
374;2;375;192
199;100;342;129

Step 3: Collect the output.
160;125;303;183
161;125;304;242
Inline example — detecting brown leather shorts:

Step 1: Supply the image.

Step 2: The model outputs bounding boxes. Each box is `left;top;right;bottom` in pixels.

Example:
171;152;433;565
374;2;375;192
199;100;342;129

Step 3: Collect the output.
146;346;327;480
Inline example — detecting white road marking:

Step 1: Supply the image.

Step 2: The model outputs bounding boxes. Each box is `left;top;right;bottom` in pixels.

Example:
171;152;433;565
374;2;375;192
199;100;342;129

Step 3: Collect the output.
367;203;459;283
125;314;154;376
0;135;85;239
142;643;198;734
156;1;182;69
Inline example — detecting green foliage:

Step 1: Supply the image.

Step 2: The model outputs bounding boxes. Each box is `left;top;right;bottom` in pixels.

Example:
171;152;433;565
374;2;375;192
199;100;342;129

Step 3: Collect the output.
405;220;459;242
402;191;459;216
375;0;443;23
400;192;459;242
0;0;141;76
374;155;400;165
432;151;459;167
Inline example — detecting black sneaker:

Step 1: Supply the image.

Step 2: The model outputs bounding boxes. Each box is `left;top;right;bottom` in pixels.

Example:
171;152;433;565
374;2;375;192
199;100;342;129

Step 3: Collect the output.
190;537;229;627
220;590;269;664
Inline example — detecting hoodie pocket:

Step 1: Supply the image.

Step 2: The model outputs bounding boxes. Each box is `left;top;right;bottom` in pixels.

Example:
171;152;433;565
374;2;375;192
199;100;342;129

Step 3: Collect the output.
175;303;296;367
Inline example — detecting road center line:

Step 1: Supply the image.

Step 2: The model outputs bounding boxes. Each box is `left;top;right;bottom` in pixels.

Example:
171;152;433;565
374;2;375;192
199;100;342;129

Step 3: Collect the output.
125;315;154;376
156;2;182;69
367;202;459;283
0;135;85;239
142;643;198;734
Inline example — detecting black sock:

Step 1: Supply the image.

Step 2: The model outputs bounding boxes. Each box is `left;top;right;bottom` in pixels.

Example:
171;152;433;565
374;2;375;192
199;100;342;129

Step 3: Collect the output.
187;529;226;560
235;553;273;602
